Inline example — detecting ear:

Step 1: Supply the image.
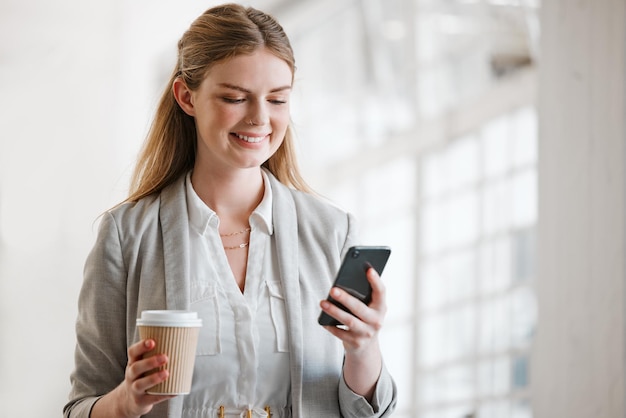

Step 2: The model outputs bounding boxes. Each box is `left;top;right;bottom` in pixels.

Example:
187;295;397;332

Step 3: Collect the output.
172;78;196;117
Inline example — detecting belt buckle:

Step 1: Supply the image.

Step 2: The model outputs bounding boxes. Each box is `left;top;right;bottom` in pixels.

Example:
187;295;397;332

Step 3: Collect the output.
217;405;272;417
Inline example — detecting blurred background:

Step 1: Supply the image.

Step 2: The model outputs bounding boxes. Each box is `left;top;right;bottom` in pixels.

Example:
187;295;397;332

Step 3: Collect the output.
0;0;624;417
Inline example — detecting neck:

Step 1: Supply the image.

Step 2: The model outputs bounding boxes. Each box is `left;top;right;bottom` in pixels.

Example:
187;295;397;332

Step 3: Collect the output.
190;166;264;221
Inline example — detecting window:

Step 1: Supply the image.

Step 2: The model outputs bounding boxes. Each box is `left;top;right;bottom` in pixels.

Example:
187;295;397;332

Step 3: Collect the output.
417;107;537;418
280;0;540;416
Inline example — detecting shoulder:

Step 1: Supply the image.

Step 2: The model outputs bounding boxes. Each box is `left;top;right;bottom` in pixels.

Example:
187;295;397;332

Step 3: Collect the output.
266;170;348;217
268;174;358;250
269;174;352;225
104;177;186;232
105;193;161;232
292;188;351;223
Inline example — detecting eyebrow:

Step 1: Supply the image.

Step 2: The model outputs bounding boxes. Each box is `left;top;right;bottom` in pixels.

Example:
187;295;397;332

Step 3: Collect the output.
218;83;292;94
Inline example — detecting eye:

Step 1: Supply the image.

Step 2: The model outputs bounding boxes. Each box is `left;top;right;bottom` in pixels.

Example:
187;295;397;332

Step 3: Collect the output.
268;98;287;105
222;97;245;104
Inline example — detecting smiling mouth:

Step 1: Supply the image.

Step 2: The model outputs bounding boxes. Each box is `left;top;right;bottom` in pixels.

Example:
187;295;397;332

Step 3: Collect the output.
232;133;268;143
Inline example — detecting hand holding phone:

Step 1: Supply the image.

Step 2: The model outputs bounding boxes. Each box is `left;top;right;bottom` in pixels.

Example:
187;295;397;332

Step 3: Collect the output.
318;246;391;326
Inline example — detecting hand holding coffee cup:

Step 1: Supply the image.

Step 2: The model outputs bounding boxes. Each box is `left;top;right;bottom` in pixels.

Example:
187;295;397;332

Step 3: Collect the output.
136;310;202;395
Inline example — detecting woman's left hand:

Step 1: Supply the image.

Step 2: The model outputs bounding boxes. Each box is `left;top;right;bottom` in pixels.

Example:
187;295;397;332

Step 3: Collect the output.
319;266;387;352
319;267;386;400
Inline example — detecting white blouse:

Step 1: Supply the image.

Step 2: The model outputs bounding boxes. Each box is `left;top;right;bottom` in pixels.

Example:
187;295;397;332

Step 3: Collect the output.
182;172;291;418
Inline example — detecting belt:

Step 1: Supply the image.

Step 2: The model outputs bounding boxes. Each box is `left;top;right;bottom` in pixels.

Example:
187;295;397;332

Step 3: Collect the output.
217;405;276;418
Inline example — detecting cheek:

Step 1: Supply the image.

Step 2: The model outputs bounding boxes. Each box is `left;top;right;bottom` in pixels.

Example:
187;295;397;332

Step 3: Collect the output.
214;106;242;125
274;108;291;129
199;102;241;128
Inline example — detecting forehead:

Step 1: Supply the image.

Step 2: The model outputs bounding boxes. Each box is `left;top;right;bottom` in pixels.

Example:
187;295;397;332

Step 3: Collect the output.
203;48;293;88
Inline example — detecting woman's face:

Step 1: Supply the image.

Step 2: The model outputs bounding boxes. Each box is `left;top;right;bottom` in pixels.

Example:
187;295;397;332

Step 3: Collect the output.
184;48;293;175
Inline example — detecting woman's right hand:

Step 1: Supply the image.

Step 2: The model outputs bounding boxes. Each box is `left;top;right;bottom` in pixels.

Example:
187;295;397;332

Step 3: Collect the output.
90;339;175;418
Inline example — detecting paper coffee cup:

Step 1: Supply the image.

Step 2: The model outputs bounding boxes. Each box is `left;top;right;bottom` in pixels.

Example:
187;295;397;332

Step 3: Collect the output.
137;310;202;395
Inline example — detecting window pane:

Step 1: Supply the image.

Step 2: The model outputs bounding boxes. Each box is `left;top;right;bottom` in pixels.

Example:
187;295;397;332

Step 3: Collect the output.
377;215;417;320
361;157;417;219
445;249;476;303
418;64;455;117
421;202;445;254
448;305;476;360
421;152;446;198
512;106;538;168
478;356;511;397
513;228;536;282
420;259;447;311
512;400;533;418
479;236;513;295
420;368;476;413
481;115;511;178
419;313;446;366
479;297;511;352
512;355;530;389
418;107;537;418
477;400;511;418
441;365;475;403
419;370;445;405
379;323;414;411
445;134;479;191
512;169;538;227
444;191;479;248
482;178;512;234
510;287;538;348
324;179;359;217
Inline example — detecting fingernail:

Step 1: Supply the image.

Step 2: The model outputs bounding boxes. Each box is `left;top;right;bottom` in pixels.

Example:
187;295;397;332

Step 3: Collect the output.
331;288;341;297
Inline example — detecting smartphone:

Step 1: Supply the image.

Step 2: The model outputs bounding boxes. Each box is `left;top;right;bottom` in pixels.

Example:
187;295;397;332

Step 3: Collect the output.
318;245;391;326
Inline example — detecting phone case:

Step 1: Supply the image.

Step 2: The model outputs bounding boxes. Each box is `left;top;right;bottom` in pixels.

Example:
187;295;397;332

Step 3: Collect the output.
318;246;391;326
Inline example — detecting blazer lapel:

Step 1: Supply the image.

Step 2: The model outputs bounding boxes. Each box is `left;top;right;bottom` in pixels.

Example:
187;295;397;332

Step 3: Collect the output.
159;177;192;311
158;177;191;418
269;174;304;418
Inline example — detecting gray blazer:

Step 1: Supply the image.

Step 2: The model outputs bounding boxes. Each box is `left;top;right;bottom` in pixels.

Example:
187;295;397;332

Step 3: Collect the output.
64;173;397;418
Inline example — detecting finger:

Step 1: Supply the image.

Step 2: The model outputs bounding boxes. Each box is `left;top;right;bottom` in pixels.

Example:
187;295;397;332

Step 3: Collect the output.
322;321;351;340
127;353;169;383
132;368;170;394
327;287;377;325
366;267;386;307
320;296;366;331
365;269;388;321
128;339;156;363
320;309;374;352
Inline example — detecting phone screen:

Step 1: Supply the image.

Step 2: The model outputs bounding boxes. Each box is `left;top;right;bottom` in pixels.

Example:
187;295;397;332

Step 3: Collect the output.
318;246;391;326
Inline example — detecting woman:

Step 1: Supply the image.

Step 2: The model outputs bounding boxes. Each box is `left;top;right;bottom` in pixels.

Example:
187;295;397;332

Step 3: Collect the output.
64;4;397;418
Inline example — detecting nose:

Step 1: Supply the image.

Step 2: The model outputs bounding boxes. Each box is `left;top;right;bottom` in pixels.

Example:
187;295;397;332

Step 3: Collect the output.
247;99;269;126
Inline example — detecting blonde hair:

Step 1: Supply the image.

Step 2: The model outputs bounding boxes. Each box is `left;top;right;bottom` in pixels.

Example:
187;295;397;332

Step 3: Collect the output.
125;3;311;203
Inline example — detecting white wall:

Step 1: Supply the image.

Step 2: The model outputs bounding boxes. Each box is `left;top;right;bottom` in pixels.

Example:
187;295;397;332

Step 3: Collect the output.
0;1;242;416
0;2;121;416
532;0;626;416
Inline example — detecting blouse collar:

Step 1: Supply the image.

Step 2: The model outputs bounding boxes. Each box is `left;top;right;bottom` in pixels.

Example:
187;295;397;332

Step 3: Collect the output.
185;170;274;236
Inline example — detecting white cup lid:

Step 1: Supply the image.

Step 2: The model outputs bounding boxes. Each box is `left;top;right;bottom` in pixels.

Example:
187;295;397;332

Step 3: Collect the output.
136;310;202;327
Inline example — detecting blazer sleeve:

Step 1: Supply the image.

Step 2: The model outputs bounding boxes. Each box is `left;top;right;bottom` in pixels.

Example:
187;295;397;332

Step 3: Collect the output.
336;214;398;417
63;212;130;418
338;362;398;418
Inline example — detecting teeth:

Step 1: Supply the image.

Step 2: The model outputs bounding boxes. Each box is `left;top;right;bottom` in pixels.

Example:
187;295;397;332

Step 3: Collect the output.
235;133;264;143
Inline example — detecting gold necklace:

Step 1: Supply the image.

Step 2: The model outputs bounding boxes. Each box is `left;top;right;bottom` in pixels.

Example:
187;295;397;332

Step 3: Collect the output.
223;242;250;250
219;227;251;237
220;227;251;250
